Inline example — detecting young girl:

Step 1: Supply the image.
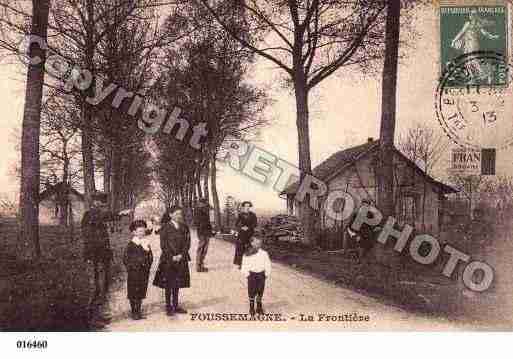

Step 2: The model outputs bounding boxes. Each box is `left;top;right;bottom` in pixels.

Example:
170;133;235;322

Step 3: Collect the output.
123;220;154;320
241;237;271;317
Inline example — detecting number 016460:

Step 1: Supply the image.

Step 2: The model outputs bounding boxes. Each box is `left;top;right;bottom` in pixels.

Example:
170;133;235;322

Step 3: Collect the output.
16;340;48;349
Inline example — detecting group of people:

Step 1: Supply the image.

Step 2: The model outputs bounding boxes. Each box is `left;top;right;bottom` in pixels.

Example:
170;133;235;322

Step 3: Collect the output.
81;193;271;321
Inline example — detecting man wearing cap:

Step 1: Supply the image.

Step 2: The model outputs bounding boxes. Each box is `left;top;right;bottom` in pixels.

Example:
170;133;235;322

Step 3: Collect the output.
153;205;191;316
81;192;131;296
193;198;215;272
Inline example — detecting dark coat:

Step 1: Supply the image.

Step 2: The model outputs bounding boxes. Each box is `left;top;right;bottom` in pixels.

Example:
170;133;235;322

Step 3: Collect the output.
123;241;153;300
81;208;119;262
348;210;376;251
193;206;214;237
153;222;191;289
233;211;258;265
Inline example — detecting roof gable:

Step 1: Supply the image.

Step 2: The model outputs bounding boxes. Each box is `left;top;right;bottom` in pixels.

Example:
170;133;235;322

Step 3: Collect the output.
281;140;379;195
39;182;85;203
281;140;456;195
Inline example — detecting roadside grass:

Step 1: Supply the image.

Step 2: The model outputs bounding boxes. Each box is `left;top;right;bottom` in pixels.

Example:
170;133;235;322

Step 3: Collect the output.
0;218;129;331
1;214;510;330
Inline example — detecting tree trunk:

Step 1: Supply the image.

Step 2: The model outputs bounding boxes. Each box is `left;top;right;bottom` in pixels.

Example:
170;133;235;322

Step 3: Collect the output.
69;201;74;234
210;155;221;229
82;0;96;209
81;115;96;209
293;76;315;245
104;143;112;194
18;0;51;259
196;176;203;200
59;156;70;226
203;160;210;201
378;0;401;220
110;145;122;212
179;187;185;206
377;0;401;272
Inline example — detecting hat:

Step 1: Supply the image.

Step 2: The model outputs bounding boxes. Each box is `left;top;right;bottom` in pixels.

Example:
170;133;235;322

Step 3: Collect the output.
129;219;147;232
240;201;253;208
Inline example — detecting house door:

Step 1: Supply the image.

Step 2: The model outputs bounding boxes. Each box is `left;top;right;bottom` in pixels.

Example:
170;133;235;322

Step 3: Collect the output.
400;195;416;226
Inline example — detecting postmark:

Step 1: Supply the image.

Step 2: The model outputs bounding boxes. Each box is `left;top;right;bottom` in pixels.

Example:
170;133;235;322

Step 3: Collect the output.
440;4;508;87
435;51;513;152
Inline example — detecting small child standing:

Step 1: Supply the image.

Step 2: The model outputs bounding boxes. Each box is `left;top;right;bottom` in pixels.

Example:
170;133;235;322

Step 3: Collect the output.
123;220;153;320
241;237;271;317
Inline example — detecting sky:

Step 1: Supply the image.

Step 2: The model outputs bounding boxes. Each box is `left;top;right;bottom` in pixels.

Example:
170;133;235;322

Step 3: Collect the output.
1;4;513;212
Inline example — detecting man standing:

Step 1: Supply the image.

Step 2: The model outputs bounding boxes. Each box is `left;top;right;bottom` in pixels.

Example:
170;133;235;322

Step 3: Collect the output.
153;205;191;316
193;198;215;272
233;201;258;269
346;198;378;263
81;191;131;297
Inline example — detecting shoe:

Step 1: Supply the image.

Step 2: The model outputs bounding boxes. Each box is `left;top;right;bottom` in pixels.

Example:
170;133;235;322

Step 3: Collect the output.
174;306;187;314
166;306;175;316
197;267;209;272
132;312;143;320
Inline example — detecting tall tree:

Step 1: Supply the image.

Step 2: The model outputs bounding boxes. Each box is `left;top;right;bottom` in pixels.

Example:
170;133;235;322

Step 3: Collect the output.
18;0;51;259
378;0;401;220
154;4;267;225
195;0;388;244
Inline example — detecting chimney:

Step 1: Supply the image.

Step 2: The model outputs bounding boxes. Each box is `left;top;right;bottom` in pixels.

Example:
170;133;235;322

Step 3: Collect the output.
367;137;374;143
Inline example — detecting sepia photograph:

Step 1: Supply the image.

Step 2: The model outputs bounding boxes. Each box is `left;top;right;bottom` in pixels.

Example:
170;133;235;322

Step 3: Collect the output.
1;0;513;348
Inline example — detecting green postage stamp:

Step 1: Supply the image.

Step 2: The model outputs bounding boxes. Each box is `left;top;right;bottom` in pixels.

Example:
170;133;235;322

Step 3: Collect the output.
440;5;509;87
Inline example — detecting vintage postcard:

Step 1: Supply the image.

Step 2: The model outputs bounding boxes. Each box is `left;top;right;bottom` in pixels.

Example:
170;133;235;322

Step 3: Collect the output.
2;1;513;346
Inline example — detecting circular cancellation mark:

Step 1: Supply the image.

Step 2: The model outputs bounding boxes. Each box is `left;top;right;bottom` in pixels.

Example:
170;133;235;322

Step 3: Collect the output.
435;51;513;151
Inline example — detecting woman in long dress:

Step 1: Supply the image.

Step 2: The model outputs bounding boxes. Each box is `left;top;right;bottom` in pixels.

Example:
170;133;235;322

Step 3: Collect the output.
451;8;499;83
153;206;191;316
233;201;258;269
